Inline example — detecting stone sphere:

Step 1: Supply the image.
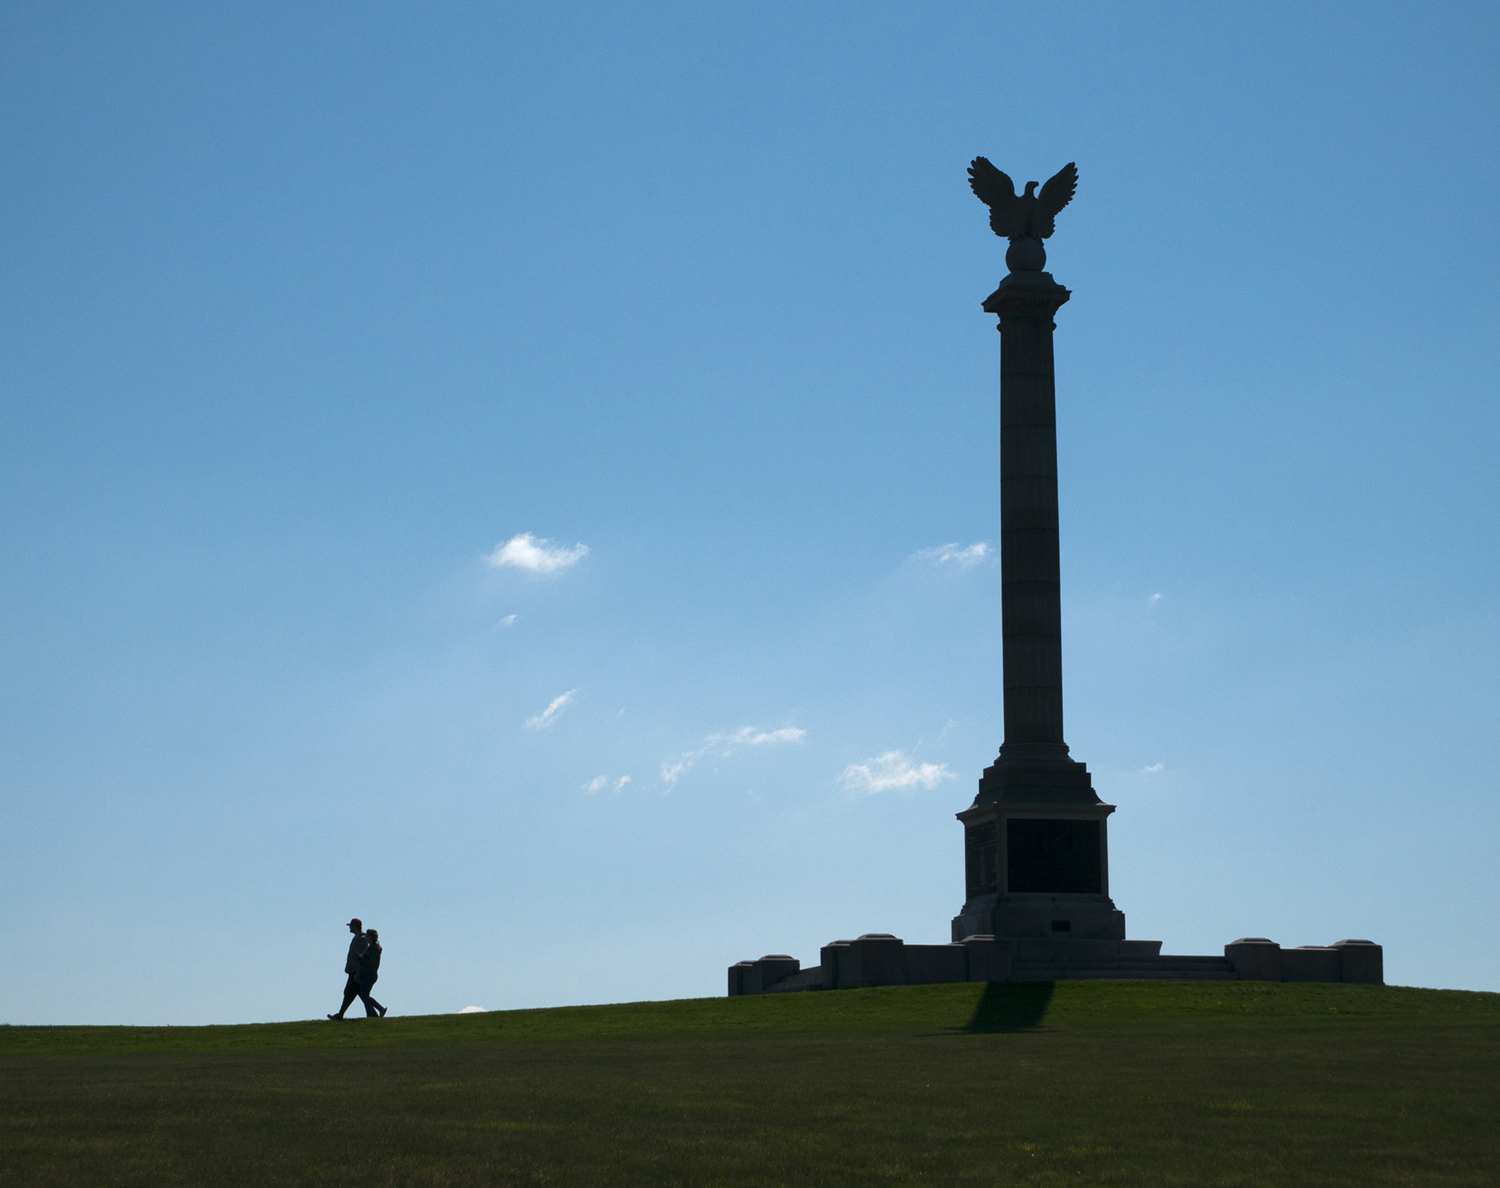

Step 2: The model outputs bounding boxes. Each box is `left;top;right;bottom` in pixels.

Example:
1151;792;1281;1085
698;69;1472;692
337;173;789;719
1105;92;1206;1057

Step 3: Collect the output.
1005;237;1047;272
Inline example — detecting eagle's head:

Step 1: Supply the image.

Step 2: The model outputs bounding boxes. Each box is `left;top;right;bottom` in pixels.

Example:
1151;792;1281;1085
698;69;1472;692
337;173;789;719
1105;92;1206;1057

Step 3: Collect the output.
1023;181;1039;197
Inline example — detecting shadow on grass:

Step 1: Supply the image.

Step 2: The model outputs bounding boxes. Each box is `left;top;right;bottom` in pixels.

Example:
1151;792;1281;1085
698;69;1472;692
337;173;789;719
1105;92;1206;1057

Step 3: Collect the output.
965;981;1056;1032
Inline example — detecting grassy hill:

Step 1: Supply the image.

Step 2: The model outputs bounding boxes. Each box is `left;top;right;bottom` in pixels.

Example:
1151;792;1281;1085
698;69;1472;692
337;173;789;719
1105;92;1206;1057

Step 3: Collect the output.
3;980;1497;1186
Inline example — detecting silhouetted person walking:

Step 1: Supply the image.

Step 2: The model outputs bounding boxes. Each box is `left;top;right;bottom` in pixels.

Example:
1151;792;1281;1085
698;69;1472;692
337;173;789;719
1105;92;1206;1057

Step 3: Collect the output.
359;928;386;1017
328;917;381;1020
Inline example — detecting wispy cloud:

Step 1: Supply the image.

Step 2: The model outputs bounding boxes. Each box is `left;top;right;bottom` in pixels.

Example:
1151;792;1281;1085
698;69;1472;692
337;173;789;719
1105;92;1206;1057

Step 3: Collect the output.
711;726;806;748
1143;761;1165;773
1149;592;1163;605
840;750;954;796
488;533;590;575
494;614;519;629
525;689;577;730
583;774;633;794
661;725;806;789
911;542;990;569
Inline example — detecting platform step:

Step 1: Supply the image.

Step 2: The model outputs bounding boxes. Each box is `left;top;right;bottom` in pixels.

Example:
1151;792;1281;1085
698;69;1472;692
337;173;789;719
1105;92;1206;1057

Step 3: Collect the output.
1012;954;1231;966
1010;967;1238;981
1010;955;1237;982
1010;956;1234;966
1008;960;1230;972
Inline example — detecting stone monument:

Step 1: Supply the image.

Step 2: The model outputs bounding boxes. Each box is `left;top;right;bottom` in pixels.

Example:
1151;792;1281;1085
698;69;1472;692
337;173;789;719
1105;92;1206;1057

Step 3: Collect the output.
726;159;1383;993
949;159;1122;947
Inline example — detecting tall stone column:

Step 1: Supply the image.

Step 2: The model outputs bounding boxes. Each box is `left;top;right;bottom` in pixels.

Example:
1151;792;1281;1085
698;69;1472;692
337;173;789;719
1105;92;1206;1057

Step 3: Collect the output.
952;246;1121;946
991;272;1070;758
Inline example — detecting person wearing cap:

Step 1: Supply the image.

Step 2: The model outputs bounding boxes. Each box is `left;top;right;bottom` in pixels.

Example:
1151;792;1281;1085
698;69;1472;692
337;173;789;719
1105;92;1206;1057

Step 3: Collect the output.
327;917;381;1020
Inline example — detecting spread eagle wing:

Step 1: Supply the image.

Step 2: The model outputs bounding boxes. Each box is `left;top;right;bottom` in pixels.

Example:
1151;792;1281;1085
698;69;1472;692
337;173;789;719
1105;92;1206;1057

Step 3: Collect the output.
968;156;1022;239
1035;162;1077;239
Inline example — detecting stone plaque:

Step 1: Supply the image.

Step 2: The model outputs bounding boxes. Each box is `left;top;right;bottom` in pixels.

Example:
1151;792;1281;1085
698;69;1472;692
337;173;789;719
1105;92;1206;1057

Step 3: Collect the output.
965;821;998;898
1006;818;1101;894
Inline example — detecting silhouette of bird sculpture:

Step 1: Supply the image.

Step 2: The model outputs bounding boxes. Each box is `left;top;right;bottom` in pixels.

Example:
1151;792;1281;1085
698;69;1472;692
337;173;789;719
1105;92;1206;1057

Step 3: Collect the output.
968;157;1077;272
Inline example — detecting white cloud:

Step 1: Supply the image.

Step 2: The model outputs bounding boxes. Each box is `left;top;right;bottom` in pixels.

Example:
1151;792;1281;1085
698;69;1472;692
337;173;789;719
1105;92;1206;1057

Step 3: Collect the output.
709;726;806;748
1149;592;1163;605
495;614;519;629
840;750;954;796
525;689;577;730
1143;761;1165;773
583;775;608;793
911;542;990;569
488;533;589;575
660;725;806;788
458;1006;486;1014
615;775;631;791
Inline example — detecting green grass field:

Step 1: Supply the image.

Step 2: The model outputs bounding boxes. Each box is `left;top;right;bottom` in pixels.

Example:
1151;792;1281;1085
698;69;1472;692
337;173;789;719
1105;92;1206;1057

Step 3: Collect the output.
3;980;1497;1186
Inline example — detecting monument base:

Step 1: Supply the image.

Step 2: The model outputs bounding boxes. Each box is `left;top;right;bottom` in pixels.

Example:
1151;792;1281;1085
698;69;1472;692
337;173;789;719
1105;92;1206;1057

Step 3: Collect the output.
727;934;1382;995
952;892;1125;943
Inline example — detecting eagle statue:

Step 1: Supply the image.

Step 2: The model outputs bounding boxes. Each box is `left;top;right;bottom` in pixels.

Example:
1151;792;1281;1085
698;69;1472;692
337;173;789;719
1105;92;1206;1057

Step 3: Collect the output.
968;158;1077;243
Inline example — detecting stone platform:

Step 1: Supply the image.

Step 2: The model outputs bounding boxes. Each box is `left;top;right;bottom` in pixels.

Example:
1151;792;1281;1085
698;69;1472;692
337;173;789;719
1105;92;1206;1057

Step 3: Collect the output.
727;933;1382;994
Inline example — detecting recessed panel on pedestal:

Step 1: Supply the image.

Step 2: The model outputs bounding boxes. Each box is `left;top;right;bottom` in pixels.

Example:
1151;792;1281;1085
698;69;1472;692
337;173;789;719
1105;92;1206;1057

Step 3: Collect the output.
1006;818;1101;893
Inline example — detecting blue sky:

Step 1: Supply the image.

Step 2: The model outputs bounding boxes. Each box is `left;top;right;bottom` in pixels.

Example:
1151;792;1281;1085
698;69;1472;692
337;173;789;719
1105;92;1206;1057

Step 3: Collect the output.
2;2;1497;1024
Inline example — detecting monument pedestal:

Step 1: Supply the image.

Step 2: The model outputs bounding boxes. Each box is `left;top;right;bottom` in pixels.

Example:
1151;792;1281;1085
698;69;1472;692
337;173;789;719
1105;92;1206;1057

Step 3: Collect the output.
952;756;1123;943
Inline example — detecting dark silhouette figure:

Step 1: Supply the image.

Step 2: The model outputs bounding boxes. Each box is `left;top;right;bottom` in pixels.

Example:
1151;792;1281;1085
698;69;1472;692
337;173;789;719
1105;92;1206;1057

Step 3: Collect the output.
967;158;1077;242
359;928;386;1018
327;917;381;1020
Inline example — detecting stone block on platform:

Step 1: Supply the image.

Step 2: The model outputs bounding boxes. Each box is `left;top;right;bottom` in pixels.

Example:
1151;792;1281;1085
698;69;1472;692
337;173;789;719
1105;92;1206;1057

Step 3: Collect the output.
726;954;800;996
819;934;999;989
1333;939;1384;985
1225;938;1283;981
844;934;905;989
960;934;1014;982
728;961;754;997
820;940;852;991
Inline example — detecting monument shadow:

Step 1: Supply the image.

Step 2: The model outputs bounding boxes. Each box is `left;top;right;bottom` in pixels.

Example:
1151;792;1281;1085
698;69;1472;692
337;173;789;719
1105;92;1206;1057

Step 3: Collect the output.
964;980;1055;1032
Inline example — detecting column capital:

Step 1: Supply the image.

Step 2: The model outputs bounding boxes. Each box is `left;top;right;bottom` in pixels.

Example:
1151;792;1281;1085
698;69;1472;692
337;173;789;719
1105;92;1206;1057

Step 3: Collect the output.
982;271;1071;320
